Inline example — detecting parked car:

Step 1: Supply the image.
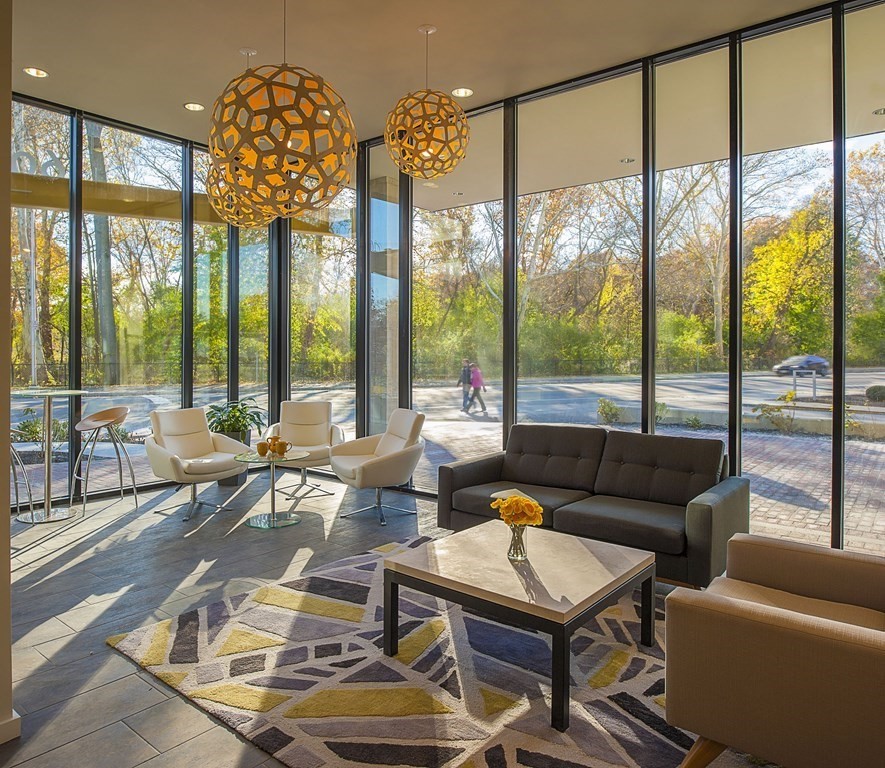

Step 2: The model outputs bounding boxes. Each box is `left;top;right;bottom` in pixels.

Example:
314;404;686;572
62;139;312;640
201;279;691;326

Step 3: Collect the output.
772;354;829;377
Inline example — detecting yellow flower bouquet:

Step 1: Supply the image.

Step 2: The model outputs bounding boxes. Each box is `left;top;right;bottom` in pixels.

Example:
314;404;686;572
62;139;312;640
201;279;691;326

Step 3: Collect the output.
490;495;543;527
490;494;543;561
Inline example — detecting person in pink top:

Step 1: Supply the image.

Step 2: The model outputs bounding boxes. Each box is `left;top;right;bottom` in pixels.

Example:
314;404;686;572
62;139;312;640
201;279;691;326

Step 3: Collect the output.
464;362;488;415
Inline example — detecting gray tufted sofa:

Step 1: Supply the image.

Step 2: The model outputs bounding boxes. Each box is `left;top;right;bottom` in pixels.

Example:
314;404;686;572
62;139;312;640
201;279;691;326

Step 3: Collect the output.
437;423;749;588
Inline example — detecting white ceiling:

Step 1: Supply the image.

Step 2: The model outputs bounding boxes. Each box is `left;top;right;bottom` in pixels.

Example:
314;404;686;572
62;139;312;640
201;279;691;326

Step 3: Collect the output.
13;0;884;213
13;0;825;143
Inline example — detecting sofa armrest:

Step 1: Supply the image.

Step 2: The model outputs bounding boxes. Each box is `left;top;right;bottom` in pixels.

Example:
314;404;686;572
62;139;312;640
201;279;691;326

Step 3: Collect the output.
726;533;885;612
685;476;749;587
665;587;885;766
437;452;505;530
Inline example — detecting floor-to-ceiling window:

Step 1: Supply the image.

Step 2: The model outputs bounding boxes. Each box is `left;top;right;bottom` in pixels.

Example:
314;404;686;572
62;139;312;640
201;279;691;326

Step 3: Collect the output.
238;225;270;441
290;188;356;439
9;101;70;501
411;110;503;491
192;149;228;409
741;21;834;545
81;119;184;490
516;74;643;430
368;145;400;435
845;3;885;553
654;49;730;438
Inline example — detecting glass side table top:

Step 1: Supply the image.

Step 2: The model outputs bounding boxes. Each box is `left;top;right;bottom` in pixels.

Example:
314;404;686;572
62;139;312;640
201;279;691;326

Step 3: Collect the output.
235;450;310;529
235;450;310;464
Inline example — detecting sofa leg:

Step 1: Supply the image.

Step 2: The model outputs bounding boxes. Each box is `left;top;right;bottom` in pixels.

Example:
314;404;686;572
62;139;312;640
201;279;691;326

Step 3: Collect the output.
680;737;726;768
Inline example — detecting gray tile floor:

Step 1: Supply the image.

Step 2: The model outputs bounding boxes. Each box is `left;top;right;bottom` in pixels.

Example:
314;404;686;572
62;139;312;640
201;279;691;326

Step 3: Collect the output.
4;472;444;767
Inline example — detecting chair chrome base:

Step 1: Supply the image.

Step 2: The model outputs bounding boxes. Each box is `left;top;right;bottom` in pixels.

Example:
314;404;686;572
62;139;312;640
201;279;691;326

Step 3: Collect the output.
275;466;335;500
154;485;233;521
340;488;417;526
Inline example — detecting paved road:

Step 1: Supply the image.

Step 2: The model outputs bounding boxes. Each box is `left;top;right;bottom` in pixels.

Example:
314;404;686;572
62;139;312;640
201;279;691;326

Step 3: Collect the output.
10;370;885;440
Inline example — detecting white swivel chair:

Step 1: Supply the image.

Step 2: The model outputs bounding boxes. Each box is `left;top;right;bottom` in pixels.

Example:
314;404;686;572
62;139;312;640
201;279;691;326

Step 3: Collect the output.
145;407;250;521
266;400;344;500
330;408;425;525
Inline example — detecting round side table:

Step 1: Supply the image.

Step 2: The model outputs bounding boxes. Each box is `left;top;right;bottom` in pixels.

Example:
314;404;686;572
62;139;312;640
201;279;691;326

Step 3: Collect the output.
235;450;310;529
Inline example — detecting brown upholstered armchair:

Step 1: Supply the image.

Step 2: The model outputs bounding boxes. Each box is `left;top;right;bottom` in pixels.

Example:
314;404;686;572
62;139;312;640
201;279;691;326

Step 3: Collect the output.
666;533;885;768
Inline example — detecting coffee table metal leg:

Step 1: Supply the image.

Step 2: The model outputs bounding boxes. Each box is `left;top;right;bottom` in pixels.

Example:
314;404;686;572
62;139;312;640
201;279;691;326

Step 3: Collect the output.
640;567;656;647
383;571;399;656
551;626;569;731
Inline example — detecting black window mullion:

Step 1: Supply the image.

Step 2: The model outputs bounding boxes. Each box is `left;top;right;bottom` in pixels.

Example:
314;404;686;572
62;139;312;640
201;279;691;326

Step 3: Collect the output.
641;59;657;434
502;98;518;445
181;141;194;409
831;3;847;549
398;171;412;411
728;33;743;477
227;224;240;403
355;142;370;437
68;110;83;498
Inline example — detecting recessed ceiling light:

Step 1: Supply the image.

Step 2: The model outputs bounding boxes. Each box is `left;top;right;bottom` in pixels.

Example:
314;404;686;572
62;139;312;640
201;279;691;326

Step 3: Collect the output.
452;87;473;98
620;157;636;164
183;102;205;112
423;181;439;188
874;107;885;116
23;67;48;78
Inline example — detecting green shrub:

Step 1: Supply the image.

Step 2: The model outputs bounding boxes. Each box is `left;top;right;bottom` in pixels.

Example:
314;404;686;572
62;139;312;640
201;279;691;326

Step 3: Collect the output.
866;385;885;403
597;398;621;425
684;415;704;429
655;401;670;425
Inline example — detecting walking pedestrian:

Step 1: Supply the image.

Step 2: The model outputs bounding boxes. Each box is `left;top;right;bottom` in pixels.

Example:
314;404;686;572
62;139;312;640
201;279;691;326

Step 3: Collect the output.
465;362;488;415
456;358;471;411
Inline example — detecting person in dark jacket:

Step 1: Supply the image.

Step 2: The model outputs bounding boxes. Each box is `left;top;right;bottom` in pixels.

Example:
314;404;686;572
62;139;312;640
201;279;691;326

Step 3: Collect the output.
456;358;471;411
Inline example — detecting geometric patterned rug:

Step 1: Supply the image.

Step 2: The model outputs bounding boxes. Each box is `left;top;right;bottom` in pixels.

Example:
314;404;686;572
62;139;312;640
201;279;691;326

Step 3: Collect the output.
108;538;767;768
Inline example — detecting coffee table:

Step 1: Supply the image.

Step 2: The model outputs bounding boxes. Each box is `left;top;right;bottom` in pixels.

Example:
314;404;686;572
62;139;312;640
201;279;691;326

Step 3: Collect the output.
235;450;309;529
383;521;655;731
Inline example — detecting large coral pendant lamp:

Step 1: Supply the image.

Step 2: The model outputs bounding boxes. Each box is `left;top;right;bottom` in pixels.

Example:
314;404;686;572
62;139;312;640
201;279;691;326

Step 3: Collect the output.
207;1;357;224
385;25;470;180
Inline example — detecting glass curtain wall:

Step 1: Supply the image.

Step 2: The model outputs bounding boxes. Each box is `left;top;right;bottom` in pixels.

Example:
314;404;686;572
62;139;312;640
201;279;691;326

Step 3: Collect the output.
516;74;643;430
290;188;356;439
368;145;400;435
654;50;730;437
845;3;885;552
239;225;270;440
412;110;503;491
81;119;184;490
193;149;228;409
741;21;834;545
10;102;70;501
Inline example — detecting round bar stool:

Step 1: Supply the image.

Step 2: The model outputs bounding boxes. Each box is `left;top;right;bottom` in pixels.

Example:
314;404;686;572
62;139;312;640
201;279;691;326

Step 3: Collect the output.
69;406;138;515
10;429;34;518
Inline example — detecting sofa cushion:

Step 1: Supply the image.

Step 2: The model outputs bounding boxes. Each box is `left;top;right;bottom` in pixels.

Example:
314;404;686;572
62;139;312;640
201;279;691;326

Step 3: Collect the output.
554;495;686;555
501;424;607;493
452;481;591;527
707;577;885;631
594;431;724;506
180;452;242;476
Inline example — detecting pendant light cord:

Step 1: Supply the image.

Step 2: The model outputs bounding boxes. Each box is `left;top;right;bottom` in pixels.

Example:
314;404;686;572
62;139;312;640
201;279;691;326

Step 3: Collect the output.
425;31;429;90
283;0;288;64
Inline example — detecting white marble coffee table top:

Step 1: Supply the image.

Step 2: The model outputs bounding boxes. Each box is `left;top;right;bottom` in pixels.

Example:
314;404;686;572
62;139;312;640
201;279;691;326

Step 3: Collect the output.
384;521;654;623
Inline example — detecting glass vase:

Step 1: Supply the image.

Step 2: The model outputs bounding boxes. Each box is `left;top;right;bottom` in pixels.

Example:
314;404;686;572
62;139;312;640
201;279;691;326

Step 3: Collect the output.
508;524;528;561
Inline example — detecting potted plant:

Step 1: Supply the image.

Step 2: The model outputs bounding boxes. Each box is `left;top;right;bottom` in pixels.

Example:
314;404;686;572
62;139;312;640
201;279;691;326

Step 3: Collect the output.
206;398;266;487
206;397;266;447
